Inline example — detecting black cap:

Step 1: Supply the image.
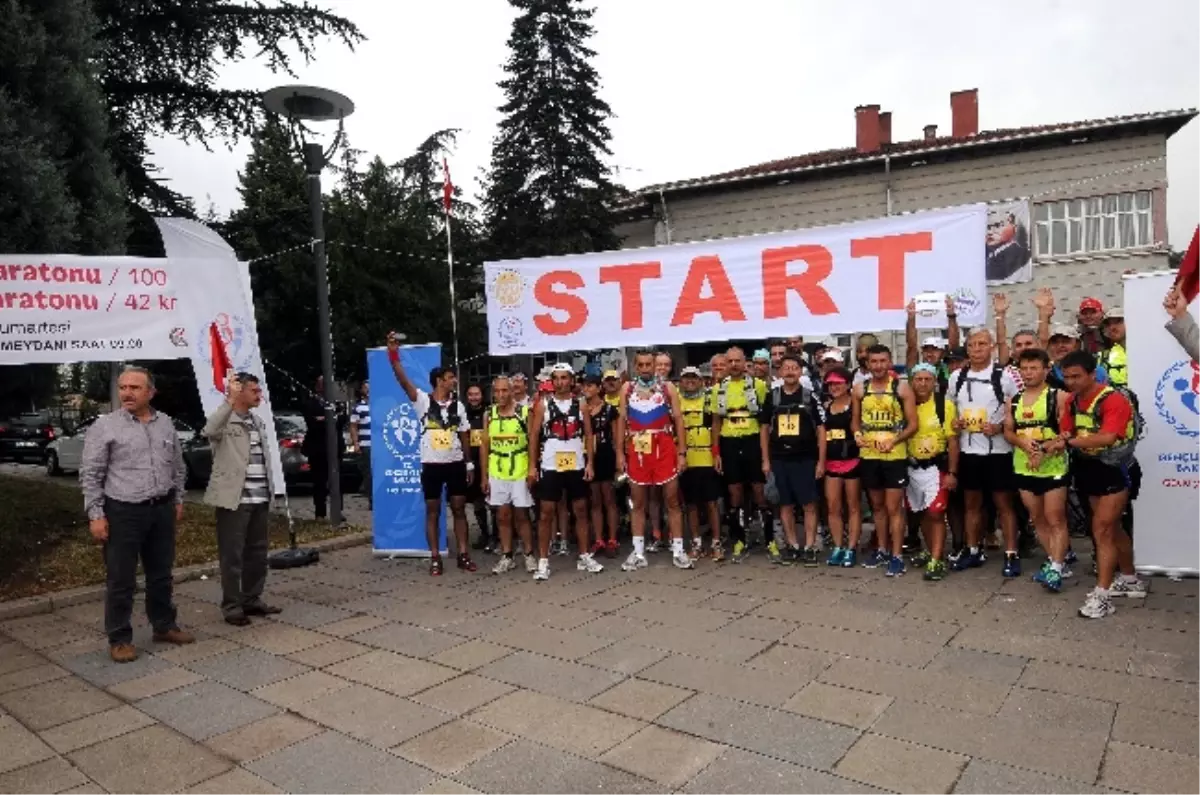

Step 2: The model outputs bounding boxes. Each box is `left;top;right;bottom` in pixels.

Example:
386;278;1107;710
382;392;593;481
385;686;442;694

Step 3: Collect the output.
946;346;967;360
582;374;602;386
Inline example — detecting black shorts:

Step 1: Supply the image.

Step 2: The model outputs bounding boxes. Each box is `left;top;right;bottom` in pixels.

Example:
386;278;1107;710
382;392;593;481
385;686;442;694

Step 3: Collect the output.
719;435;764;485
773;458;818;507
1073;457;1129;498
421;461;468;501
959;453;1016;493
680;466;721;506
535;469;589;503
591;446;617;482
859;459;908;490
1013;473;1069;497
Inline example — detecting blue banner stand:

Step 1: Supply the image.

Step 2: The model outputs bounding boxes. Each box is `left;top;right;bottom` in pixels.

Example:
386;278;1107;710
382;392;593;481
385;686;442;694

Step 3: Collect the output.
367;344;447;557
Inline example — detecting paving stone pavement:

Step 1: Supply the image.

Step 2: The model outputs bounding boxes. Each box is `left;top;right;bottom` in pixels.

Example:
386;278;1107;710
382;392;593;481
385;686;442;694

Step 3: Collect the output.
0;545;1197;794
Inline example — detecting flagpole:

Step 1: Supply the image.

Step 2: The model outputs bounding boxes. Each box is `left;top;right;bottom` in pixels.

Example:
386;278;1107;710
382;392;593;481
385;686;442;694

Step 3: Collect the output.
444;212;461;378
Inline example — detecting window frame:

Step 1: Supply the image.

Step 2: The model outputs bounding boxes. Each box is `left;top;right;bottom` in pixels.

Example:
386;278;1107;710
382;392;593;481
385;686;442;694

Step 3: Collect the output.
1033;189;1155;259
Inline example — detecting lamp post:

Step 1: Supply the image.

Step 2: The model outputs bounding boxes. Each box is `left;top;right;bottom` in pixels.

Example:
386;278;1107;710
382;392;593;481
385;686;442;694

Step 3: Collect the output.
262;85;355;529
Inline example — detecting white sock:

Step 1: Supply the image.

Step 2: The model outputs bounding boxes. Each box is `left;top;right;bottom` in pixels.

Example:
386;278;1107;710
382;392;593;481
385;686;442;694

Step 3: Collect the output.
671;537;684;555
1094;586;1110;596
538;557;549;566
1005;549;1018;557
1050;560;1064;573
969;546;980;555
632;536;645;556
1119;573;1140;584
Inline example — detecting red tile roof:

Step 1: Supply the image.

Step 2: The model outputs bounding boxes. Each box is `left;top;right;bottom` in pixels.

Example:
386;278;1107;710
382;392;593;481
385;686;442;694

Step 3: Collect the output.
618;107;1196;210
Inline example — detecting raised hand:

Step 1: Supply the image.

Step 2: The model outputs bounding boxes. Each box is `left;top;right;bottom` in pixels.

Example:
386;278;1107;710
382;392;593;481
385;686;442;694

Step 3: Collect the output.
386;331;401;353
226;373;242;405
907;299;917;318
993;292;1010;317
1164;287;1190;320
1034;287;1055;317
944;294;957;315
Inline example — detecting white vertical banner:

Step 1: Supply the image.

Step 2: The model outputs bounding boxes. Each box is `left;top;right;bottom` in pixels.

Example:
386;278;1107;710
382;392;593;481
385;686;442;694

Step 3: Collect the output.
156;219;287;496
1125;271;1199;576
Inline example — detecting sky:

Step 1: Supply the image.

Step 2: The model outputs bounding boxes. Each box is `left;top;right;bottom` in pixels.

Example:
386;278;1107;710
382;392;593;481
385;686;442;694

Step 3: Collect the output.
152;0;1200;248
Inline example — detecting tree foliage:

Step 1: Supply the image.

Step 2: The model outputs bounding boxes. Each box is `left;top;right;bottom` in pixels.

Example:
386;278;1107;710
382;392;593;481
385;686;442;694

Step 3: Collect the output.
483;0;619;260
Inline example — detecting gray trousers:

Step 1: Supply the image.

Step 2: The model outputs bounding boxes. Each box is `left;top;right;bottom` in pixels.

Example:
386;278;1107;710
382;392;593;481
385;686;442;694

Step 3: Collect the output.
215;503;270;618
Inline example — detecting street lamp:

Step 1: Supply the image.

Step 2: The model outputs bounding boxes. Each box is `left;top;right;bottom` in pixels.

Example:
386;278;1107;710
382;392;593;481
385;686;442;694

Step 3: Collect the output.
262;85;355;534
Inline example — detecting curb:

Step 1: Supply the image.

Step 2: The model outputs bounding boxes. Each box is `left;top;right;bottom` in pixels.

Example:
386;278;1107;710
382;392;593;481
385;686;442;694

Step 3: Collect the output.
0;530;373;622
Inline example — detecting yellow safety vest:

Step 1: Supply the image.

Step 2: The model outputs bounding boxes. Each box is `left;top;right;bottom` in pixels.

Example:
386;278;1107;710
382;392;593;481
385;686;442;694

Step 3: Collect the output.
486;405;530;480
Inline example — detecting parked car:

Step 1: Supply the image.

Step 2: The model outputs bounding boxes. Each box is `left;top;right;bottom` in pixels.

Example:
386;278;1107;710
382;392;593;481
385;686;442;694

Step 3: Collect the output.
1;413;63;463
45;415;192;476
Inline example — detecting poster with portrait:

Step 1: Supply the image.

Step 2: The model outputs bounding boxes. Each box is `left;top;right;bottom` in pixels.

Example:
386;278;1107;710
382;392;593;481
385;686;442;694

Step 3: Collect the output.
985;199;1033;285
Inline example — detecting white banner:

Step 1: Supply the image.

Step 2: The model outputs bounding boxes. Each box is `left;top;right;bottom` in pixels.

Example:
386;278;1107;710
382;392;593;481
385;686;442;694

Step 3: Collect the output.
0;254;194;363
156;219;286;496
985;199;1033;285
1125;271;1199;576
485;205;987;354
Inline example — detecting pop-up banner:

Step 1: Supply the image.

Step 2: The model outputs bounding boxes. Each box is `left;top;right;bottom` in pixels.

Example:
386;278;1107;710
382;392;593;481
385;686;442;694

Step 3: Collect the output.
1125;271;1199;576
367;344;447;556
485;204;987;354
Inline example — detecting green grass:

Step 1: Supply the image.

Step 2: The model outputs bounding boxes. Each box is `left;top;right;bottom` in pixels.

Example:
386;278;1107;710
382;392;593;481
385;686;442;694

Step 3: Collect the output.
0;475;361;600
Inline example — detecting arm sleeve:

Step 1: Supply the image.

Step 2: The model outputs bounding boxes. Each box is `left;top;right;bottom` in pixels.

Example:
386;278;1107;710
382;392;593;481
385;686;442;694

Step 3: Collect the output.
202;403;234;440
1165;313;1200;362
412;390;430;415
1060;404;1076;435
79;417;110;520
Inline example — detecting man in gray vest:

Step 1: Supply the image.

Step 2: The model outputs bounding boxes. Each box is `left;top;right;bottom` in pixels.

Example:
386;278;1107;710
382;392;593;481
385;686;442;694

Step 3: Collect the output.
203;373;281;625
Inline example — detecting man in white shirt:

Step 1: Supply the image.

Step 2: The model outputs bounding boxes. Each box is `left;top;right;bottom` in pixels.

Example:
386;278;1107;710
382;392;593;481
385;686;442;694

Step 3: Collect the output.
949;328;1022;577
386;332;476;576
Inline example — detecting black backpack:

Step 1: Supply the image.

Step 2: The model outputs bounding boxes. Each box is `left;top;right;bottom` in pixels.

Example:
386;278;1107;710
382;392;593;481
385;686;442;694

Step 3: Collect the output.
952;364;1005;407
422;397;461;435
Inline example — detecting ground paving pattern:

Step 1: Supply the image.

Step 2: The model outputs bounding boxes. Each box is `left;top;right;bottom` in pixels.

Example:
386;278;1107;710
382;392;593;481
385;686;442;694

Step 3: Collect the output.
0;545;1196;794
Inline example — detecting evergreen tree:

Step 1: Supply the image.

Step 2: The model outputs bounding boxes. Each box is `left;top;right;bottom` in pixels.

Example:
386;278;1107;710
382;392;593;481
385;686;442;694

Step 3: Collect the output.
94;0;362;216
483;0;619;260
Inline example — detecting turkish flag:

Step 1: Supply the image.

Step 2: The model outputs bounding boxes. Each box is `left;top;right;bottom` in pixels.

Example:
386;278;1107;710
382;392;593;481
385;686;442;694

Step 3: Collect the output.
442;158;453;214
1176;225;1199;304
209;322;233;393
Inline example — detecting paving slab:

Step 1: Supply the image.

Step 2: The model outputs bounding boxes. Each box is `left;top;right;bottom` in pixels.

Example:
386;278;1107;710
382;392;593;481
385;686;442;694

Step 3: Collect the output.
1112;703;1200;756
835;732;969;794
953;758;1114;794
1;615;93;650
40;703;158;753
0;756;89;793
429;640;513;672
469;689;645;759
588;678;693;722
639;653;804;708
204;713;324;763
598;724;726;789
324;649;457;697
0;643;46;676
250;670;352;711
68;724;231;794
0;661;71;695
475;650;623;703
1018;659;1199;715
0;713;56;774
246;730;436;794
923;645;1029;685
136;679;278;741
393;719;511;775
60;647;176;688
186;766;283;794
1127;647;1199;682
183;647;310;692
152;636;242;665
819;656;1013;716
455;737;656;794
409;673;515;716
418;777;481;794
284;639;371;668
1099;741;1200;794
316;614;390;638
782;681;894;729
680;746;879;794
347;621;465;659
107;665;204;700
0;676;120;731
234;622;331;656
997;687;1115;737
480;623;611;661
294;683;450;748
578;638;669;675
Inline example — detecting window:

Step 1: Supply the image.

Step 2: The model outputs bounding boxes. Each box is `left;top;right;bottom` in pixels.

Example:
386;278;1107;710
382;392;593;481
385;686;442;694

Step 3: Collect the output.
1033;190;1153;257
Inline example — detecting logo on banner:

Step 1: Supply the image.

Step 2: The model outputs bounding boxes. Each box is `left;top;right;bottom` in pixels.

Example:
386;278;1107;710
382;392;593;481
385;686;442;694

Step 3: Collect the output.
197;313;251;371
168;327;188;348
951;288;981;318
496;316;524;349
488;269;525;310
1154;360;1200;439
383;403;421;457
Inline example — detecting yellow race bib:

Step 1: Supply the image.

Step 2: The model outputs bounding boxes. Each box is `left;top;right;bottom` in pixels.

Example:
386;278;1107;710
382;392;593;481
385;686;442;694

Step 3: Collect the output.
632;432;653;454
728;411;750;426
470;429;484;447
826;428;846;441
777;415;800;437
554;451;577;472
962;408;988;433
429;430;453;451
864;431;895;450
1017;427;1042;440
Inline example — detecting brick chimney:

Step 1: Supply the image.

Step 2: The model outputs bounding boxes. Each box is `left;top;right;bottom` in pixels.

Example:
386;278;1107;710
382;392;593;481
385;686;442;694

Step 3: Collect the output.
878;112;892;146
950;89;979;138
855;105;881;153
923;124;938;141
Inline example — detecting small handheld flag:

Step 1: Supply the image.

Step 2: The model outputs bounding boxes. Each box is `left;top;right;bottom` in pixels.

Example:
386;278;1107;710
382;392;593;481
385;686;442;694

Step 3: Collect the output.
209;322;233;393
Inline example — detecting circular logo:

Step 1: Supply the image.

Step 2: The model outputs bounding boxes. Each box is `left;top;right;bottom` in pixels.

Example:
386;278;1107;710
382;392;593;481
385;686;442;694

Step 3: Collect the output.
497;316;524;349
489;269;526;310
1154;359;1200;439
197;313;250;370
382;403;421;458
168;327;188;348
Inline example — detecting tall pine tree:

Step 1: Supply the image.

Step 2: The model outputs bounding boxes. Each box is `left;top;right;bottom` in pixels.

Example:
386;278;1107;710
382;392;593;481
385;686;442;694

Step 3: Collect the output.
484;0;619;259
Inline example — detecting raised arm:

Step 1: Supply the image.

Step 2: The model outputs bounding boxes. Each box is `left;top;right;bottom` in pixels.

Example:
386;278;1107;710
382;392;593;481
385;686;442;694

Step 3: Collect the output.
386;331;418;403
905;299;919;370
1033;288;1055;349
946;294;961;349
994;293;1011;364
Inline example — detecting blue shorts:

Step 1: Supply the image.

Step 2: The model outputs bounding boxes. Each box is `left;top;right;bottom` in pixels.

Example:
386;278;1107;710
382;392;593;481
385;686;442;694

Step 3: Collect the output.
772;458;818;507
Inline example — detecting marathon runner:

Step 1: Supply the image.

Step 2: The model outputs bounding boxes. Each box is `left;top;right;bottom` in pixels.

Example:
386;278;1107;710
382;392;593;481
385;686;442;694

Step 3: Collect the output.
480;376;537;575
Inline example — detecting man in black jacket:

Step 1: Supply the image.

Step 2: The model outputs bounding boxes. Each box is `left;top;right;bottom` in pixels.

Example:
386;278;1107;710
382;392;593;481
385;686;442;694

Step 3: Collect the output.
301;375;346;520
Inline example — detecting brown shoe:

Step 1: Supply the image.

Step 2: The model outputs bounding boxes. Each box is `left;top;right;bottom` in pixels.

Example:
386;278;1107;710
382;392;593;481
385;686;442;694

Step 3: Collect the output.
224;614;251;627
244;603;282;616
152;628;195;645
110;643;137;663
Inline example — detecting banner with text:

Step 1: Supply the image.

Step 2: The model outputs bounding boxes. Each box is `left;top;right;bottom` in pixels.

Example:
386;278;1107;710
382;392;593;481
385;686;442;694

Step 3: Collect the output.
484;205;987;354
1125;271;1199;576
368;344;447;556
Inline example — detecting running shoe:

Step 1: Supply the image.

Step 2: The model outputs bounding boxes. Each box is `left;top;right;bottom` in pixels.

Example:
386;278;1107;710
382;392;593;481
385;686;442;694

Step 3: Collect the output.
826;547;845;567
1041;567;1063;593
524;554;538;573
492;555;516;575
910;550;931;569
886;555;906;577
731;540;747;563
1078;588;1115;619
1032;562;1051;584
862;548;889;569
692;538;704;559
621;552;648;572
429;556;443;576
923;559;946;581
577;553;604;573
1109;577;1148;599
605;538;620;558
951;550;984;571
552;536;570;556
646;538;662;553
1002;553;1021;579
782;546;801;565
841;549;857;568
1065;548;1078;566
590;539;607;557
1060;565;1075;579
672;550;695;569
456;553;477;573
803;546;820;567
766;540;783;565
533;558;551;581
710;541;725;563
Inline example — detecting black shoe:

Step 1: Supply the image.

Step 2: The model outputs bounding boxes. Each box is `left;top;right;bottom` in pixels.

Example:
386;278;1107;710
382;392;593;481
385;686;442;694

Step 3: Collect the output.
224;614;251;626
244;603;282;616
803;547;820;567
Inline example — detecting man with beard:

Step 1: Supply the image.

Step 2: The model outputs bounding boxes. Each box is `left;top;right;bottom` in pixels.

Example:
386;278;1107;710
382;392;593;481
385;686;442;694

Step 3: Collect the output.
465;383;492;552
852;334;879;387
769;342;788;386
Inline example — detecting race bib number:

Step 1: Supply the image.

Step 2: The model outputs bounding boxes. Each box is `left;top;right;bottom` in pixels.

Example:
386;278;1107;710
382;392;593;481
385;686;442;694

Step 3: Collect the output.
864;431;895;450
915;435;938;458
470;429;484;447
826;428;846;441
728;411;749;426
632;432;653;455
777;415;800;437
1017;427;1042;441
554;451;577;472
429;430;453;451
963;408;988;433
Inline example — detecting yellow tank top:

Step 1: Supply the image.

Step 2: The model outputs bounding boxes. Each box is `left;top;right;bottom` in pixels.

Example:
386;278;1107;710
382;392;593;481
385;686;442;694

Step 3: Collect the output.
711;377;767;438
910;396;957;461
680;394;713;468
860;377;907;461
604;392;621;409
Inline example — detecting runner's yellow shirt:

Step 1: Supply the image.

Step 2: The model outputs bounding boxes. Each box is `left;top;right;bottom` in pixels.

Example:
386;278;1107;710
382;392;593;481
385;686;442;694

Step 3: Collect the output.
859;377;907;461
604;392;621;409
710;377;768;438
910;397;956;461
680;394;713;468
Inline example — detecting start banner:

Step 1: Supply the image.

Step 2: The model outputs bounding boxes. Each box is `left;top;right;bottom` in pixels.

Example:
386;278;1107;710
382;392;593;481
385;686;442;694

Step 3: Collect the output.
485;205;987;354
0;254;191;363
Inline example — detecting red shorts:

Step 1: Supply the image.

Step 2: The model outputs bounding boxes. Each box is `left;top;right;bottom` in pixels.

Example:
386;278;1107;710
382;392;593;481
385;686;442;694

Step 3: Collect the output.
625;432;679;486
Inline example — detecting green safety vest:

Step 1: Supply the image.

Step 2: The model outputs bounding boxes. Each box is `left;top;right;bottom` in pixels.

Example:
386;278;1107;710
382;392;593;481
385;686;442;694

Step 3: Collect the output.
1011;387;1067;478
486;405;530;481
1099;344;1127;387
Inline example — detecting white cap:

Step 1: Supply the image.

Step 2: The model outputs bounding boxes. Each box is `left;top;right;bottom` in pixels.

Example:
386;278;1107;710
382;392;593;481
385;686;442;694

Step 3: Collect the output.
820;350;844;363
549;362;574;375
921;337;949;350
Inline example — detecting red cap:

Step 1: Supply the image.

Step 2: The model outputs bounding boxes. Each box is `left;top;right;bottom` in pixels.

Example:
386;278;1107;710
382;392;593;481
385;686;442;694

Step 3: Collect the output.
1079;297;1103;313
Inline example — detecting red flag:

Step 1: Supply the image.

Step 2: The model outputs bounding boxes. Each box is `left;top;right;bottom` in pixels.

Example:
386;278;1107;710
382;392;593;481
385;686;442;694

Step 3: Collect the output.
209;322;233;393
442;158;453;214
1175;225;1199;305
